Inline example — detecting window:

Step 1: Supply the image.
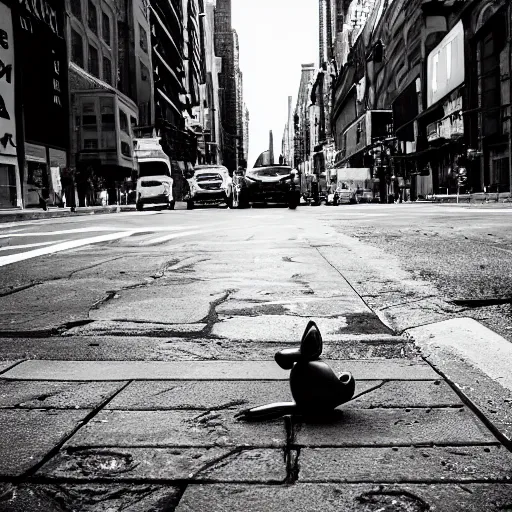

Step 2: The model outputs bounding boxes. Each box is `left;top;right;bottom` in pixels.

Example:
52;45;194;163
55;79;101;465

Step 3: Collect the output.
121;141;131;157
88;0;98;34
130;116;137;129
140;61;149;81
102;12;111;45
119;110;129;134
0;165;17;208
89;45;99;77
139;23;148;52
82;102;97;127
103;56;112;85
100;97;115;149
71;29;84;68
70;0;82;19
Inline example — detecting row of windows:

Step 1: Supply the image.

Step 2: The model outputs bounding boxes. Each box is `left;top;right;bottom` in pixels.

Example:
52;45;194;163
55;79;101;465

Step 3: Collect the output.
71;28;113;85
70;0;111;47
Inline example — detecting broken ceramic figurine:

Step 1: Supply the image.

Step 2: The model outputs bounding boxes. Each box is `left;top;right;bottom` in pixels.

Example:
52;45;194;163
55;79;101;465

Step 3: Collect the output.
236;320;355;421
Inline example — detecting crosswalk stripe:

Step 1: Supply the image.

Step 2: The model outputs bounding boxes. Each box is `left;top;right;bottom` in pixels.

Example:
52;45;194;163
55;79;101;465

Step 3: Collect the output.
0;231;135;268
0;240;63;252
144;230;205;245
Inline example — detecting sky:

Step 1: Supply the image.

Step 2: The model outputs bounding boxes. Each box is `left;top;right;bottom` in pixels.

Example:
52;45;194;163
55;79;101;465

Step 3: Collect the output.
232;0;318;168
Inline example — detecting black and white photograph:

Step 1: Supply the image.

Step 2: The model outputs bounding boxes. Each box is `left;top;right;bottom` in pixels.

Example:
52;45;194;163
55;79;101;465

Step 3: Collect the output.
1;0;512;509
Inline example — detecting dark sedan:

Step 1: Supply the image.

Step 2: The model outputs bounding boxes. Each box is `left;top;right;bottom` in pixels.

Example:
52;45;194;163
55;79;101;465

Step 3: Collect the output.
234;165;301;209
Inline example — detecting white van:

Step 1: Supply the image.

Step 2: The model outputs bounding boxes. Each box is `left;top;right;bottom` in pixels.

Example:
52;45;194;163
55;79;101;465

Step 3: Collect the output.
134;138;174;211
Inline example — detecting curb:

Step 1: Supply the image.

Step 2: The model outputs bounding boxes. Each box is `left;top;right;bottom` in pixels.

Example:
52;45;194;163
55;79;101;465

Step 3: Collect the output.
0;206;137;223
405;318;512;449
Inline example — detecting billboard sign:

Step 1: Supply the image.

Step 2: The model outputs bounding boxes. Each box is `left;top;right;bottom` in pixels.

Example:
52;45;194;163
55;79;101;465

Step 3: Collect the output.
427;20;465;107
0;4;17;157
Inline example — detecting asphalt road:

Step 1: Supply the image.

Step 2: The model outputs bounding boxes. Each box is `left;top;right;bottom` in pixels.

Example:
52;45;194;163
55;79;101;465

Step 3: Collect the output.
1;202;511;345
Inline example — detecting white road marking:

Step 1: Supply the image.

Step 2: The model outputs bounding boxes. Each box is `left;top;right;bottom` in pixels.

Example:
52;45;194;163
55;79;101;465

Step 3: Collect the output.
0;240;63;252
0;231;135;268
144;230;205;245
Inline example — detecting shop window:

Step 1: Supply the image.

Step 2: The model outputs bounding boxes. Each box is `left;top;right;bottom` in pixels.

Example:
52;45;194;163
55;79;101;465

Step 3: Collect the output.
71;29;84;68
27;161;49;191
88;0;98;34
139;23;148;53
0;165;17;208
119;110;129;134
89;45;99;77
102;12;111;46
103;56;112;85
121;141;131;157
70;0;82;19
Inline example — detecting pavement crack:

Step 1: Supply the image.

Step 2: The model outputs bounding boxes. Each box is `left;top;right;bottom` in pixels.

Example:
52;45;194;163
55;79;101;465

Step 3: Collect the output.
67;256;125;278
191;448;243;479
19;380;132;481
0;281;42;297
350;380;387;401
200;290;235;335
378;295;439;311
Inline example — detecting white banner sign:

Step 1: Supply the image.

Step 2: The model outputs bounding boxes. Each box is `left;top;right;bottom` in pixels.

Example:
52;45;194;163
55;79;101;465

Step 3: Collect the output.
0;4;16;157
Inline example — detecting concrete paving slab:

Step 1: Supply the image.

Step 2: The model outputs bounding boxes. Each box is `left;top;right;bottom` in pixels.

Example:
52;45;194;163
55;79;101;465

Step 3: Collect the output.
0;482;181;512
65;410;287;448
0;381;125;409
66;321;207;337
0;279;126;333
0;360;22;374
1;359;439;381
39;447;286;482
0;335;413;362
107;380;379;411
299;445;512;482
212;315;391;342
175;483;512;511
346;380;463;409
106;381;292;410
217;297;372;317
0;409;91;477
293;408;494;447
90;283;227;324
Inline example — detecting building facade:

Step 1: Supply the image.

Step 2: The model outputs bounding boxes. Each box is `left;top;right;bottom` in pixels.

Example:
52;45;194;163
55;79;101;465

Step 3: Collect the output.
330;0;511;201
3;0;71;209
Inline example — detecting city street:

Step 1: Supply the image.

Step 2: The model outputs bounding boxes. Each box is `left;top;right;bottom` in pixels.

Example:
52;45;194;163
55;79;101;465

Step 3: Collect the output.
1;203;512;510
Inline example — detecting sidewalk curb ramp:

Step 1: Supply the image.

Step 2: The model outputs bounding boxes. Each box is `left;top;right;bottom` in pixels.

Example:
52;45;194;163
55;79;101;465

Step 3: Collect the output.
0;206;137;223
406;317;512;449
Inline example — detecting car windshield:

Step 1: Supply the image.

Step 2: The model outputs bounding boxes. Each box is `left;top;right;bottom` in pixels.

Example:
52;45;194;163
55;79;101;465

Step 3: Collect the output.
250;167;292;177
139;161;171;178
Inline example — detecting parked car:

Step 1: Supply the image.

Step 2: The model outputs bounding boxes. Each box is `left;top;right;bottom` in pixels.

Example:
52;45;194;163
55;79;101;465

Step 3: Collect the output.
136;175;174;210
334;186;357;204
184;165;233;210
235;165;301;209
356;188;374;203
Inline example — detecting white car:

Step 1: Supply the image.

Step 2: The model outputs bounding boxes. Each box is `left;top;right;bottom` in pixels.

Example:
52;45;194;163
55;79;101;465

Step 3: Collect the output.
185;165;233;210
136;175;174;210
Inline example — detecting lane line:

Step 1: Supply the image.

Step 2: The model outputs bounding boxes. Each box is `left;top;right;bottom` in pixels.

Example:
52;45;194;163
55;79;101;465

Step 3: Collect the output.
0;231;135;268
144;230;205;245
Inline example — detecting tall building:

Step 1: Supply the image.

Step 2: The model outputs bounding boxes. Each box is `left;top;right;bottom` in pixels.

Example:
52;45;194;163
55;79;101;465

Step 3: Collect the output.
281;95;294;166
6;0;70;208
243;105;249;167
294;64;316;171
269;130;274;165
214;0;237;171
66;0;150;206
234;30;245;169
319;0;336;65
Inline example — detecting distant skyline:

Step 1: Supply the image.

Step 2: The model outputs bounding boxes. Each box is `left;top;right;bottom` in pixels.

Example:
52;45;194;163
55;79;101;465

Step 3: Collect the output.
232;0;318;168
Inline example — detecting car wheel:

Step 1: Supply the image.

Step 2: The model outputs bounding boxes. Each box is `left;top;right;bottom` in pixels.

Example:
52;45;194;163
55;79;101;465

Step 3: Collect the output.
186;200;194;210
136;201;143;211
168;200;175;210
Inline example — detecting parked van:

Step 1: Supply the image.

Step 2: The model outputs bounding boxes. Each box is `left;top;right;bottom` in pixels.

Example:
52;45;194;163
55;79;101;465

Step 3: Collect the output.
133;138;174;211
